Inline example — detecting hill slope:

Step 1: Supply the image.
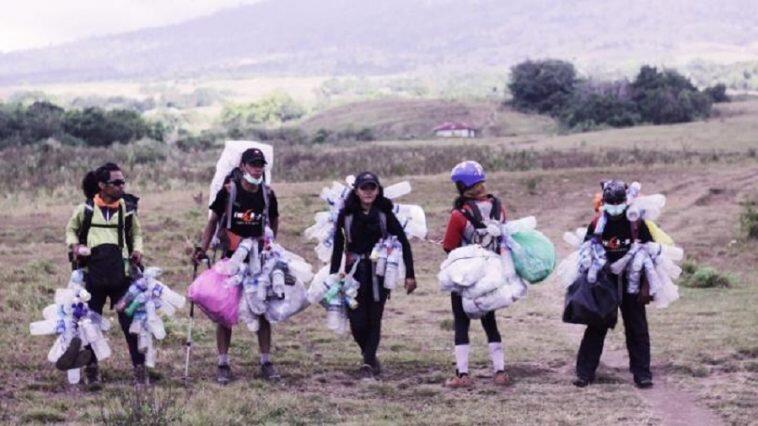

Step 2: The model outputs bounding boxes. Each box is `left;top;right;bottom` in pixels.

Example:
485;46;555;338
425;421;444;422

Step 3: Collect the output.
1;0;758;84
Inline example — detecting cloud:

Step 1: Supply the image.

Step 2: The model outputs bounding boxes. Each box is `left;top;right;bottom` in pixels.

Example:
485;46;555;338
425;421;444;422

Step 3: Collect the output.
0;0;261;52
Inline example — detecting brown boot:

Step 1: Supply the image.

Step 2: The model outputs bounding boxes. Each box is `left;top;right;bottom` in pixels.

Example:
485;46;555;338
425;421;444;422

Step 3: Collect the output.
445;372;474;388
493;370;510;386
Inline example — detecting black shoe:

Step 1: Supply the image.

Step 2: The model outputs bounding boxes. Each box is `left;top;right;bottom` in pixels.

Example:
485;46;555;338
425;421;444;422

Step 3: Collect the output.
55;337;83;371
358;364;374;380
573;377;591;388
367;358;382;377
73;348;93;369
217;364;231;385
260;362;281;381
634;377;653;389
134;365;149;387
85;364;102;391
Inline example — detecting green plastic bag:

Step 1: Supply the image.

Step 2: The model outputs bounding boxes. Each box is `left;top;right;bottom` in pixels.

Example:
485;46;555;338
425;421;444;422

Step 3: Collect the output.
507;230;556;284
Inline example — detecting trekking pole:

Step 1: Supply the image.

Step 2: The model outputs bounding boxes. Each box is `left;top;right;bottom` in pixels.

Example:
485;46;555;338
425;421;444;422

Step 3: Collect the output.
183;259;204;383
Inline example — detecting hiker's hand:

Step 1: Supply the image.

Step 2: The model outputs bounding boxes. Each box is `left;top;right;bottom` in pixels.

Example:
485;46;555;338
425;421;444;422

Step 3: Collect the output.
192;247;207;265
130;250;142;265
404;278;417;295
637;293;653;305
71;244;90;259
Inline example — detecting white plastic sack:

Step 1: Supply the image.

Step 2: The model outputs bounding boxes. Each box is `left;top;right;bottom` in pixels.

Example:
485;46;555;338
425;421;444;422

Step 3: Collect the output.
208;140;273;211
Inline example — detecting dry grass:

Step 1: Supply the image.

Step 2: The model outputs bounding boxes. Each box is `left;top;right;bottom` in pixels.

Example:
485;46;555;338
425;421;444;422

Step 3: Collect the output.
1;160;757;424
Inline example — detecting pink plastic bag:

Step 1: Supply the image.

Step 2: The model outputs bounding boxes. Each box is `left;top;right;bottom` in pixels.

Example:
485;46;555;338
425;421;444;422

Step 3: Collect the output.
187;259;241;328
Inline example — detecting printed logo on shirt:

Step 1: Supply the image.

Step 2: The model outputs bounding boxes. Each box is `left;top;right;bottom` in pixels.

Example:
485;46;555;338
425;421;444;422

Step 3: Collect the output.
234;210;262;223
603;237;630;251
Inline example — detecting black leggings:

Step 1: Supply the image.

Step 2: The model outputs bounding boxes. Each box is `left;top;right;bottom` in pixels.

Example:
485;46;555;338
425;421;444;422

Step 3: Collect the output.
451;293;501;345
347;260;389;364
85;274;145;367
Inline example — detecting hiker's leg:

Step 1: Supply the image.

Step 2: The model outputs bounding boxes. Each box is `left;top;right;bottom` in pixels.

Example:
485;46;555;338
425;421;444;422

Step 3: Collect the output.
576;325;608;380
621;291;652;380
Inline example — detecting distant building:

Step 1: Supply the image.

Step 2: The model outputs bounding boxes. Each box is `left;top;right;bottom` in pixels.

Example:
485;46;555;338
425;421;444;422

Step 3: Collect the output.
433;122;477;138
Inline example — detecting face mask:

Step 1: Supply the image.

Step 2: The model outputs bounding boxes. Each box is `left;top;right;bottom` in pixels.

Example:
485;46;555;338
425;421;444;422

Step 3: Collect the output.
604;203;627;216
243;173;263;185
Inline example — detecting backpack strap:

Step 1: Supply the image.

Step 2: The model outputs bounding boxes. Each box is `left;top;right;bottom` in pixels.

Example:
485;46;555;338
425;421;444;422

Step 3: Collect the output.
261;183;271;233
460;195;500;229
123;194;139;254
343;211;387;246
344;214;353;245
78;199;95;245
225;180;237;230
630;219;641;242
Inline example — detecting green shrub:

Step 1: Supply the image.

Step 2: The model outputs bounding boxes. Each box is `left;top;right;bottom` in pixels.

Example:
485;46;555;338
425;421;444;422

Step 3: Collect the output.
680;261;732;288
740;201;758;240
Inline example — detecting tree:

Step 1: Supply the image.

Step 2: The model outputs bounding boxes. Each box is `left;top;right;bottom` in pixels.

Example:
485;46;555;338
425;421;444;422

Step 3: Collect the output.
508;59;577;115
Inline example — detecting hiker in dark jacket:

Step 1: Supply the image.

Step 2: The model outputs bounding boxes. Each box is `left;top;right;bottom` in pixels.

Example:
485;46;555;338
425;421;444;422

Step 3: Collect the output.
573;179;655;389
65;162;146;388
192;148;280;384
329;172;416;378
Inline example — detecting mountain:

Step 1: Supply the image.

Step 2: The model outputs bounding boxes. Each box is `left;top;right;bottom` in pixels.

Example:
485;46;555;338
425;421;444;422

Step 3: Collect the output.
2;0;758;85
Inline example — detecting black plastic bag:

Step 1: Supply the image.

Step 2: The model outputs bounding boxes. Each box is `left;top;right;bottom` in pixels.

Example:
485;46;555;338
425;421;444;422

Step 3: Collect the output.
562;268;621;329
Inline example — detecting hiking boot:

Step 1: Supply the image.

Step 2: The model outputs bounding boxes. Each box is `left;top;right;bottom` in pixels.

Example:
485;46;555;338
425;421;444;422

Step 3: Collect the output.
367;358;382;377
493;370;510;386
85;364;102;391
358;364;374;380
572;376;592;388
634;377;653;389
134;365;149;387
55;337;83;371
260;362;281;381
217;364;231;385
445;372;474;389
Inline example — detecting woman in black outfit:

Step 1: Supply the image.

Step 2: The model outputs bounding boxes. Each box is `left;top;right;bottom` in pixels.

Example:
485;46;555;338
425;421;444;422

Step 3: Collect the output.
329;172;417;378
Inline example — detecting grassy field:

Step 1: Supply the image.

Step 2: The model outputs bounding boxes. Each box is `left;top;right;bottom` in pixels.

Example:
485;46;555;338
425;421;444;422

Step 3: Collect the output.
1;100;757;424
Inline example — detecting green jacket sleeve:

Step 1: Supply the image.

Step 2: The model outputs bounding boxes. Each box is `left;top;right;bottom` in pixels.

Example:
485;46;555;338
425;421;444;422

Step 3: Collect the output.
130;212;144;253
65;205;84;246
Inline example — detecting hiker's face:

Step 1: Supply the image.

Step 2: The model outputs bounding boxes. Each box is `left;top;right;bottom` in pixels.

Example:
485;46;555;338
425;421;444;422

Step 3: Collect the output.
101;170;125;200
464;182;487;199
242;162;265;179
357;183;379;206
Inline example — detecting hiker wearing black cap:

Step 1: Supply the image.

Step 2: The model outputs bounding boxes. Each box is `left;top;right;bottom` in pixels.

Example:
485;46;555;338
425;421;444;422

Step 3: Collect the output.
329;172;417;378
572;180;655;389
193;148;280;384
65;162;146;389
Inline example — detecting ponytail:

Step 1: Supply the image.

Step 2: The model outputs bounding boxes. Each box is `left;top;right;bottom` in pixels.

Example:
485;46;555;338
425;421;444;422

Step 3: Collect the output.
81;162;121;199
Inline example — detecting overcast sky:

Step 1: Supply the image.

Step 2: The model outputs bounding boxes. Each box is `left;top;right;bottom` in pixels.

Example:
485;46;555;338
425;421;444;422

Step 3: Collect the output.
0;0;261;53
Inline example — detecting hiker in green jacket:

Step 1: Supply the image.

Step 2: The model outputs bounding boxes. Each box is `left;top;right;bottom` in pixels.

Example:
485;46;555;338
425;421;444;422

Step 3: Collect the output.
65;162;147;389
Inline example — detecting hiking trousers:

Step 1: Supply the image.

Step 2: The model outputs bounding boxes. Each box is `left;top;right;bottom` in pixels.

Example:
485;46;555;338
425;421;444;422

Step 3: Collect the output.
451;293;502;345
575;286;651;381
347;259;389;365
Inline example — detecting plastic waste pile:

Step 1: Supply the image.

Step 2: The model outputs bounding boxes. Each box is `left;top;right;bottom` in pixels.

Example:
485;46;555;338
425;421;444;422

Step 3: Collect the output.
218;234;313;332
439;216;554;318
304;177;427;263
369;235;403;290
29;270;112;384
556;182;682;308
115;267;186;368
306;262;361;334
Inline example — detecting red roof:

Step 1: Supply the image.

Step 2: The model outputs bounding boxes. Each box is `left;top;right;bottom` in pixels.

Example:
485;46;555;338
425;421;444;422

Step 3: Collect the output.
433;122;476;132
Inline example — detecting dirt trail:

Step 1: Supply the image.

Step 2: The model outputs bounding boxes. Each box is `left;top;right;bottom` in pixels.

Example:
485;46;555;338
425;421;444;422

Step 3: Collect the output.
601;350;725;426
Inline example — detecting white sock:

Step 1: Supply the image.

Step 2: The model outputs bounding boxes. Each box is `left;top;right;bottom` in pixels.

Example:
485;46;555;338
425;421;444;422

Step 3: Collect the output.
260;353;270;365
218;354;229;366
454;345;470;375
489;342;505;372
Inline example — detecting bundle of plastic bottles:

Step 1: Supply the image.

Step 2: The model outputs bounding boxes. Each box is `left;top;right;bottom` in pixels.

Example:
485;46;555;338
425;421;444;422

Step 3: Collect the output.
438;216;550;318
307;262;361;334
29;270;112;384
369;235;404;290
555;182;682;308
304;177;427;262
219;235;313;332
114;267;186;368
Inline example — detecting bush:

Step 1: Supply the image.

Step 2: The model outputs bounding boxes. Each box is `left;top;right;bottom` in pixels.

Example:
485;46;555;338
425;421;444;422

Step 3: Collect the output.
631;66;712;124
740;201;758;240
508;59;577;115
704;83;730;103
220;92;306;130
680;261;732;288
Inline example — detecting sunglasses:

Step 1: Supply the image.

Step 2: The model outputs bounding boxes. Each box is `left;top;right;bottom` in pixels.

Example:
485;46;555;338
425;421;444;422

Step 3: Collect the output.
358;183;378;191
107;179;126;187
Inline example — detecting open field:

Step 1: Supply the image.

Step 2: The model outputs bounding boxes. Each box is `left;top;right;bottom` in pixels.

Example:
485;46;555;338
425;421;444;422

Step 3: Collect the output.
1;100;757;424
